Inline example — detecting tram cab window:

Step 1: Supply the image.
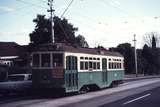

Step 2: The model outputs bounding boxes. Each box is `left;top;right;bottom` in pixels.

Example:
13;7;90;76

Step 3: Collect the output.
52;53;63;67
32;54;40;67
41;54;50;67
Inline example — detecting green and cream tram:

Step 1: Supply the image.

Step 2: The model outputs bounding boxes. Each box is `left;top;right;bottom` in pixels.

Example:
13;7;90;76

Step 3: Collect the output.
31;43;124;93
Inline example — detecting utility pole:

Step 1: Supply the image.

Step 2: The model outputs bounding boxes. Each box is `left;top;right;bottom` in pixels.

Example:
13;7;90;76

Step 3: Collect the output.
133;34;138;77
47;0;55;43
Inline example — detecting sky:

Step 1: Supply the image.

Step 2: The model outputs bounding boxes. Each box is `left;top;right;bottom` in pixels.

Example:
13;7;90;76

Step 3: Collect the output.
0;0;160;49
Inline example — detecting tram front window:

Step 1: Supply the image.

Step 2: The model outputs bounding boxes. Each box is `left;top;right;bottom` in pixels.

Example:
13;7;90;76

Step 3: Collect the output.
41;54;50;67
32;54;40;67
52;53;63;67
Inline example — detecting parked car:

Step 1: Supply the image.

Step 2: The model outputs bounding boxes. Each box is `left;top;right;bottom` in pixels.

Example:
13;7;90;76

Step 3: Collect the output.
0;74;32;95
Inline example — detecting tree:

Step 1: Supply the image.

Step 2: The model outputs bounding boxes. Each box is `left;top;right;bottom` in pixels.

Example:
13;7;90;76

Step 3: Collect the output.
75;35;89;48
29;15;52;44
152;36;156;49
29;14;89;47
109;43;135;74
142;44;160;75
143;32;160;47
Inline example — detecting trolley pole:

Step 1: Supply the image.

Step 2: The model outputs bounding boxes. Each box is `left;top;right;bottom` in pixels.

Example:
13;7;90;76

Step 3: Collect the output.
47;0;55;43
133;34;138;77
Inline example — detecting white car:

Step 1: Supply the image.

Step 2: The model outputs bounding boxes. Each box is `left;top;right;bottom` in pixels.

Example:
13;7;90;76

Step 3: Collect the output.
0;74;32;95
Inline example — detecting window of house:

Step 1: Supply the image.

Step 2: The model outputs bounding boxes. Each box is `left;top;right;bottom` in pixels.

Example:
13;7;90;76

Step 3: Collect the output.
32;54;40;67
41;53;50;67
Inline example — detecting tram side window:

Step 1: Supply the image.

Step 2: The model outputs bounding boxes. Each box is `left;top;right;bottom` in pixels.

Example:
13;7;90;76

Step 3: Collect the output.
97;62;100;69
80;61;84;70
93;62;96;69
52;53;63;67
89;61;93;69
32;54;40;67
41;54;50;67
85;62;88;70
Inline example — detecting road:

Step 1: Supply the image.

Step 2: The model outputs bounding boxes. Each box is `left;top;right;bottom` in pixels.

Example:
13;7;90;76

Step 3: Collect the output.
100;86;160;107
0;78;160;107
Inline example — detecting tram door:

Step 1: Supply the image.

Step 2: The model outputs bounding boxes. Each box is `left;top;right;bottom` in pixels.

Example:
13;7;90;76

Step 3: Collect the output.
65;56;78;92
102;58;107;85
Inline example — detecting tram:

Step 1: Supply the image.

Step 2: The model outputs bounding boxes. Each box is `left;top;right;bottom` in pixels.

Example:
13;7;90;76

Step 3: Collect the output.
31;43;124;93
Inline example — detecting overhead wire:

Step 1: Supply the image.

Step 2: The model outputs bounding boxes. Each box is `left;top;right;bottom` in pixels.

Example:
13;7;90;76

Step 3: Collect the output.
60;0;74;18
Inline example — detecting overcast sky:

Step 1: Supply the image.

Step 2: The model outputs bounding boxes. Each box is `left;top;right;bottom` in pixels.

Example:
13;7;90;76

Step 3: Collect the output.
0;0;160;48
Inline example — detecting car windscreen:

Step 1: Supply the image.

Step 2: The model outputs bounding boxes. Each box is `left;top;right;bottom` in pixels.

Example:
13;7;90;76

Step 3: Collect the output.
8;75;25;81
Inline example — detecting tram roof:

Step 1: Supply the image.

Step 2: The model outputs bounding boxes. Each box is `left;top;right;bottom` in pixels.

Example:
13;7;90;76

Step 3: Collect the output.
31;43;123;57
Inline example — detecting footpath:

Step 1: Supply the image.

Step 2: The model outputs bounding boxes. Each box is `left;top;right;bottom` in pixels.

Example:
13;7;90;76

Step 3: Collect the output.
124;74;160;82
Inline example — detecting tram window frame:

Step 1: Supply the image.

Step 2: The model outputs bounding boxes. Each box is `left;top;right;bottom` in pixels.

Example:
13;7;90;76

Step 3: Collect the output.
85;57;88;60
32;54;40;67
120;63;122;69
89;61;93;69
80;57;84;59
93;62;96;69
41;53;51;67
52;53;63;67
97;62;100;69
80;61;84;70
85;62;88;70
109;62;111;69
89;57;92;60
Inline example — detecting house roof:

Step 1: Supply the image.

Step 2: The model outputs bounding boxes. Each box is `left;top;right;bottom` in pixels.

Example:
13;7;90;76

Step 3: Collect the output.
0;42;21;57
31;43;123;57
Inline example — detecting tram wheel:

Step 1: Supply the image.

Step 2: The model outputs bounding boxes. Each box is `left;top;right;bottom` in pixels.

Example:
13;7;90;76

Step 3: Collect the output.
79;86;90;94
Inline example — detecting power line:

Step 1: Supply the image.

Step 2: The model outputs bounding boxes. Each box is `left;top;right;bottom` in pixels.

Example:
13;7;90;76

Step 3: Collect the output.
61;0;74;18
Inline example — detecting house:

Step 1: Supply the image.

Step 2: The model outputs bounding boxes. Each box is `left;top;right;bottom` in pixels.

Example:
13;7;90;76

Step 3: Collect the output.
0;42;30;74
0;42;20;66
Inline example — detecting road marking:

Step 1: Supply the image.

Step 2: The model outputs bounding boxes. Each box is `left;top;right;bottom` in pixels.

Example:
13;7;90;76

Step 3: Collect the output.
122;93;151;105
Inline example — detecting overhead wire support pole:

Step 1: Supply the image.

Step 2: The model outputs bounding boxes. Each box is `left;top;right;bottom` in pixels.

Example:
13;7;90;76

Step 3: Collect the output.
47;0;55;43
133;34;138;77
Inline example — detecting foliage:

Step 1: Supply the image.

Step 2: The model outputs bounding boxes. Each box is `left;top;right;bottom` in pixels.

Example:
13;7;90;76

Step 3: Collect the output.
142;38;160;75
143;32;160;47
29;14;89;48
109;43;135;74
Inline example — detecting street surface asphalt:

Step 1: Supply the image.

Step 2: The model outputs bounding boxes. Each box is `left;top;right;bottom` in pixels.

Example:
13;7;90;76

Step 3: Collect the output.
0;78;160;107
